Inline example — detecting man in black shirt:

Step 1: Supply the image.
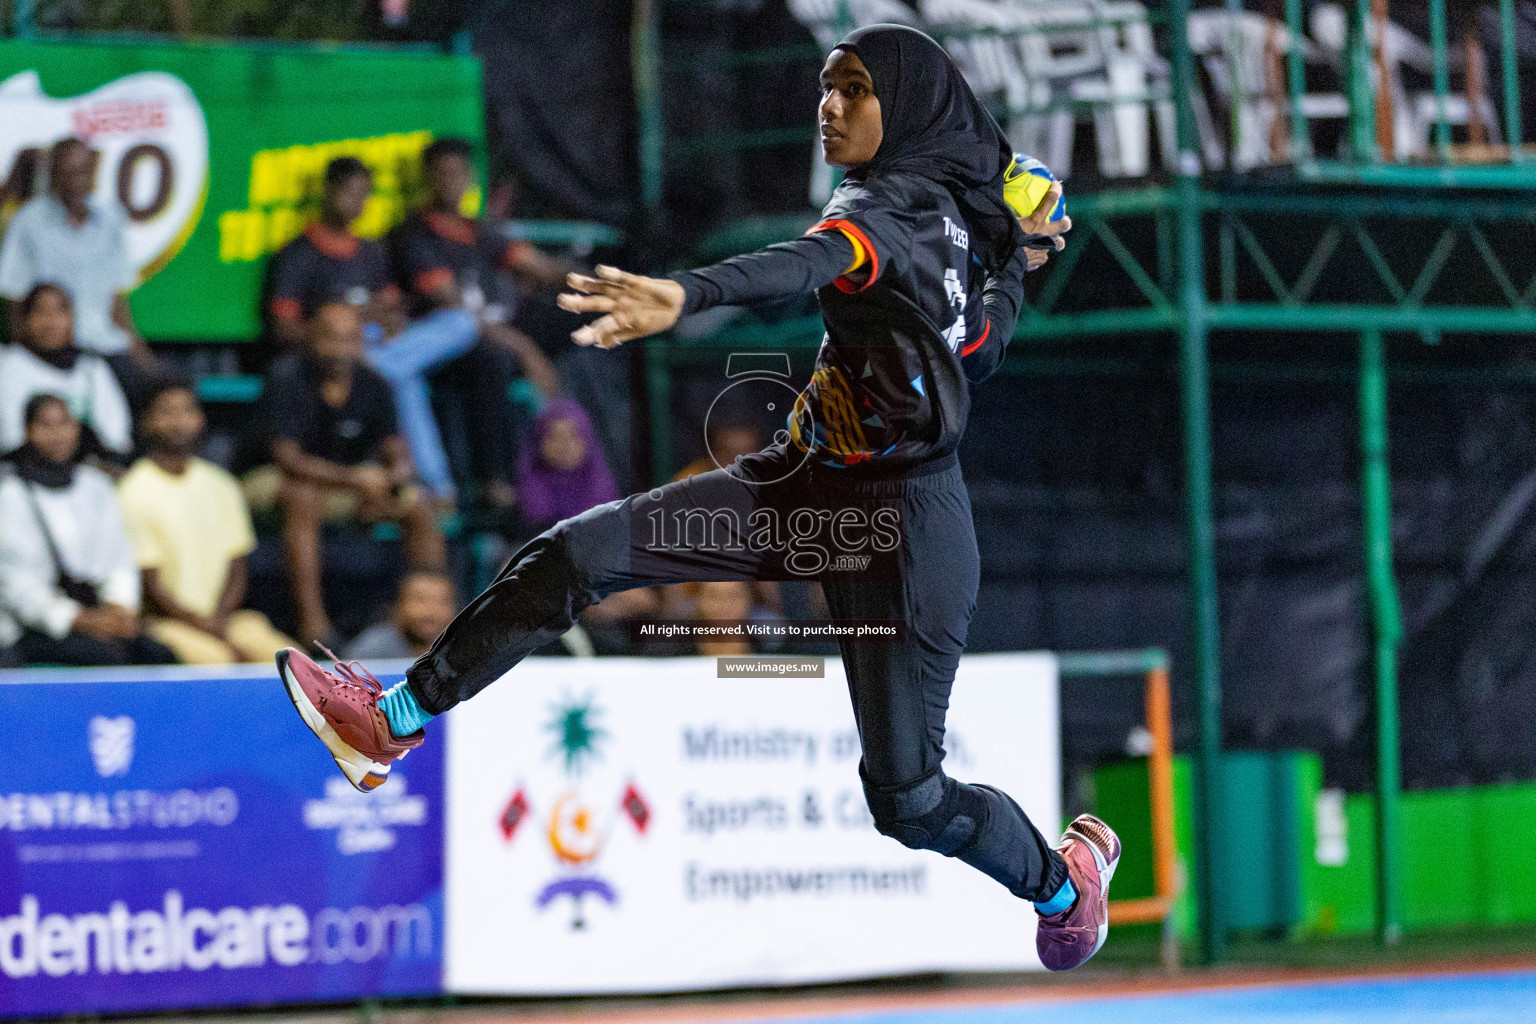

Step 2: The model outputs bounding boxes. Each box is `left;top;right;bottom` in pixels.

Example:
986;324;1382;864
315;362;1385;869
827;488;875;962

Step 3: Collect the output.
267;158;399;345
268;157;501;503
390;138;573;317
258;300;446;646
387;140;564;506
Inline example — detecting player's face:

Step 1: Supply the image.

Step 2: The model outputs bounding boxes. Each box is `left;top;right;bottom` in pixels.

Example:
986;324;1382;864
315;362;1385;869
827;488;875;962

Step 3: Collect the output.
819;49;882;168
145;388;205;453
428;154;473;212
27;401;81;466
327;172;373;225
24;288;73;351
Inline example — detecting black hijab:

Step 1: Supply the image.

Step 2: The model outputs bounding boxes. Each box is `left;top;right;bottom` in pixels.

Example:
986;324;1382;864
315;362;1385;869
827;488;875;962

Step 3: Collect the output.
2;444;76;490
2;393;81;490
834;24;1020;271
26;343;83;372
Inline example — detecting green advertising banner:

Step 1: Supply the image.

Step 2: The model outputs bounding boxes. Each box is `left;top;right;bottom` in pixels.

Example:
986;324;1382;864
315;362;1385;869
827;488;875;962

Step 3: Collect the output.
0;39;484;341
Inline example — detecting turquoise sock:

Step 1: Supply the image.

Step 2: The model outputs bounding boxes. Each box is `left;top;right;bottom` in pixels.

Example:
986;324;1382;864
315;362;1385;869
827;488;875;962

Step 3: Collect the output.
1033;876;1077;917
378;681;435;737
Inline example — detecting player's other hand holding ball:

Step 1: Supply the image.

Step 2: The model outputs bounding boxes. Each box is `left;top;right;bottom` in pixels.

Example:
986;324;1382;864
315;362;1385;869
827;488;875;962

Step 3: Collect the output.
1003;154;1071;270
558;265;686;348
1018;183;1069;271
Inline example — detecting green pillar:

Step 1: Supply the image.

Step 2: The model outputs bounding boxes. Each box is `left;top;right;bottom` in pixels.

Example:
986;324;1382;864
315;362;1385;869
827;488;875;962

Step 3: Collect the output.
1359;327;1403;945
1499;0;1524;159
1171;0;1226;966
1348;0;1379;162
1428;0;1452;157
633;0;664;215
1285;0;1312;160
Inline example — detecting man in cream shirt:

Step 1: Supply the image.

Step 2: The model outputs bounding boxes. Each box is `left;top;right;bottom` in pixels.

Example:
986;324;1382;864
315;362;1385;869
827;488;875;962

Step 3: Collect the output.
118;380;293;664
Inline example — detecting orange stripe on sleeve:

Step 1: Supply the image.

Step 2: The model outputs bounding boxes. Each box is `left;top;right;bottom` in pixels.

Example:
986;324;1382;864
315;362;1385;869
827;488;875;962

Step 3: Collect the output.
960;319;991;357
806;218;881;293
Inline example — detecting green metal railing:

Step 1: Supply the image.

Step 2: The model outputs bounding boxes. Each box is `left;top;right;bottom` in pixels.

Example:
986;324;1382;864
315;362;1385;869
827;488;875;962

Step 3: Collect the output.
1290;0;1533;186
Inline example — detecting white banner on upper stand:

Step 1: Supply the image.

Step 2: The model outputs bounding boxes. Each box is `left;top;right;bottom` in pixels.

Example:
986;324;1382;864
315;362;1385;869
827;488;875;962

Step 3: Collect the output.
443;652;1060;994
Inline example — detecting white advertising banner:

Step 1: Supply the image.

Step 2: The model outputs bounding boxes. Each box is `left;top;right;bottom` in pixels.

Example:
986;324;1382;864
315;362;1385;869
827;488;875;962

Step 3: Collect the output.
0;70;209;281
444;653;1060;994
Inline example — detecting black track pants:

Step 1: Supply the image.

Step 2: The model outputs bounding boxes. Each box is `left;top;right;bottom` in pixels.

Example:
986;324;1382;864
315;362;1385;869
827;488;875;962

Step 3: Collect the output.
405;447;1068;900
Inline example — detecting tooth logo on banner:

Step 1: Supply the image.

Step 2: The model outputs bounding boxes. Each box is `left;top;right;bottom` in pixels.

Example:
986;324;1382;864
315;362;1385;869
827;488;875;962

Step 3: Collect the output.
88;715;135;778
0;70;210;283
497;695;650;931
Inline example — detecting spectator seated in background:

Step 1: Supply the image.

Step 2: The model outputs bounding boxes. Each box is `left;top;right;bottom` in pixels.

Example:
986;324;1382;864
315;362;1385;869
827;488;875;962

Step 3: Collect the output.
673;420;770;482
344;569;457;661
267;157;402;348
270;157;484;505
0;137;156;401
119;380;294;665
0;394;174;666
393;138;576;326
0;283;132;465
246;300;446;647
515;398;653;648
516;398;620;534
665;419;782;622
390;137;564;509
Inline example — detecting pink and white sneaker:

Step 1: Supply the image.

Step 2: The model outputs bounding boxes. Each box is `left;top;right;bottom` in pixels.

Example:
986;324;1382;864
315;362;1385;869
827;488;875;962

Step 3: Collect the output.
1035;813;1121;971
276;647;423;792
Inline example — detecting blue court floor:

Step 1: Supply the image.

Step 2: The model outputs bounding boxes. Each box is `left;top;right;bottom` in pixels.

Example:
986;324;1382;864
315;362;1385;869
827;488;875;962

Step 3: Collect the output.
762;970;1536;1024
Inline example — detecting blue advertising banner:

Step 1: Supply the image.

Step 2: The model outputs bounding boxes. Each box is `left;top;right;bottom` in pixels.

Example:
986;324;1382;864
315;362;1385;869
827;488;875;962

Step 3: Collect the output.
0;665;443;1017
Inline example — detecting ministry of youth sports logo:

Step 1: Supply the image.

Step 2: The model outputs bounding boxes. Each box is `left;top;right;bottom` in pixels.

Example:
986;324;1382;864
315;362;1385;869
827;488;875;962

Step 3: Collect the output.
498;696;650;930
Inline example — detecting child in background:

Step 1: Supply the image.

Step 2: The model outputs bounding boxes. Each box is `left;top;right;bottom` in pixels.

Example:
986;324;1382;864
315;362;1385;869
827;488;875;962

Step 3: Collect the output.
345;570;458;661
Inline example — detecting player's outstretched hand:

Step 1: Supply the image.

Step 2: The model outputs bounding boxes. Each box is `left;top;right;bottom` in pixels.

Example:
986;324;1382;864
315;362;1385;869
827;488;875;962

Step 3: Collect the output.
557;265;686;348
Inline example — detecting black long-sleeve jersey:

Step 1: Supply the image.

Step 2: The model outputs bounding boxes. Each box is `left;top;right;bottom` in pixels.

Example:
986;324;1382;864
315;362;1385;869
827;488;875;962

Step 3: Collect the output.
672;171;1027;476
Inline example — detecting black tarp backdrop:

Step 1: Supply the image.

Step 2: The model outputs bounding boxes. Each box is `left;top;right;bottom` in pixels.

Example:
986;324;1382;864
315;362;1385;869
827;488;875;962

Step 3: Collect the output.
655;0;822;249
471;0;640;225
464;0;1536;249
470;0;821;253
959;336;1536;796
